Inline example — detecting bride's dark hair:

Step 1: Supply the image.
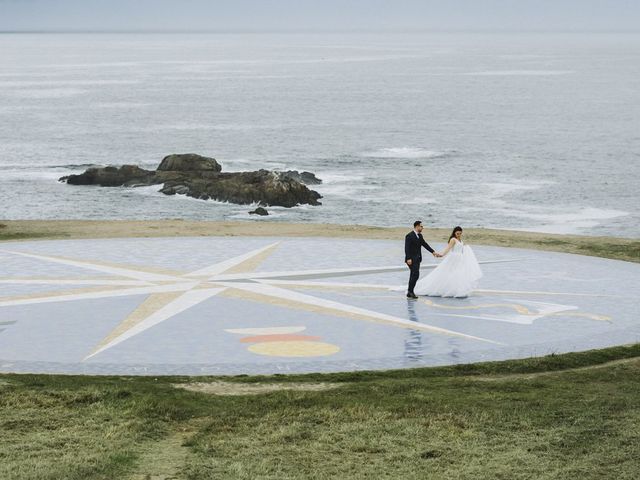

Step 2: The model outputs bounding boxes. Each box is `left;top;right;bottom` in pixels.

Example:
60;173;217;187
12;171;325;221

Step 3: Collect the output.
448;226;463;241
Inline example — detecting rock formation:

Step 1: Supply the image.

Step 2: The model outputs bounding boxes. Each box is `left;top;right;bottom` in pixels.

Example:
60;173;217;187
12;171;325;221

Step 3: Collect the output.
60;153;322;208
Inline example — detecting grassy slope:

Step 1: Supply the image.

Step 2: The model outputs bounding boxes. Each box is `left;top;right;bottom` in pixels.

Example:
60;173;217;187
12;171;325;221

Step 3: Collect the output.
2;347;640;480
1;222;639;479
1;220;639;263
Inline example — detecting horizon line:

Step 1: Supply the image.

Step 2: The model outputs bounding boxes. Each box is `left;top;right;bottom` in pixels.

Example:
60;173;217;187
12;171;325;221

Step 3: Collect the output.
1;28;640;34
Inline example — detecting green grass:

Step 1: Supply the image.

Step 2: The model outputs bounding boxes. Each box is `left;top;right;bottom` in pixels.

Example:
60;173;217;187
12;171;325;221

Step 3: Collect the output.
0;223;65;242
2;346;640;479
577;240;640;262
0;231;52;242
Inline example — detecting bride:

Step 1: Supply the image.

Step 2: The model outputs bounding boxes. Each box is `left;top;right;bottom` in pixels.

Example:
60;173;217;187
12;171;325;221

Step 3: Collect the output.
414;226;482;298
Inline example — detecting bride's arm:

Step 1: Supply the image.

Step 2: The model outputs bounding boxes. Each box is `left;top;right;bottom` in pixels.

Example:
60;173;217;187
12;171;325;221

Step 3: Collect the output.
438;238;456;257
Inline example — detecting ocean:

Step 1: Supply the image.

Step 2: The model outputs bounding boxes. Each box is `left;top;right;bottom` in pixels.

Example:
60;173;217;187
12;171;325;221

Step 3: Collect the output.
1;32;638;236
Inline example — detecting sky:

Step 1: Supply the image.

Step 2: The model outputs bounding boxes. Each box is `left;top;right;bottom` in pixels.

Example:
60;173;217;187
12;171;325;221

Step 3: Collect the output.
0;0;639;32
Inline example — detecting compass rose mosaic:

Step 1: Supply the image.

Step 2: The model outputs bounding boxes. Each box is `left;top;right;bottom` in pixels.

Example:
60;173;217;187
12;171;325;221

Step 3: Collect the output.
1;237;639;375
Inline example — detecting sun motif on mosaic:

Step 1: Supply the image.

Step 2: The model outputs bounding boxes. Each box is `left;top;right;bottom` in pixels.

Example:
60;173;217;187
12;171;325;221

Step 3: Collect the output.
225;327;340;357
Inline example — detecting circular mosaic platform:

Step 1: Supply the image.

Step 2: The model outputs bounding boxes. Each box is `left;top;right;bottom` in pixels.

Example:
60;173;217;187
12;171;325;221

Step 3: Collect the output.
1;236;639;375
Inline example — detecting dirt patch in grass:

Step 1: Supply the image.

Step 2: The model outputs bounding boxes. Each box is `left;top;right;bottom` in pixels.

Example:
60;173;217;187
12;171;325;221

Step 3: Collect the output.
128;418;209;480
174;381;343;396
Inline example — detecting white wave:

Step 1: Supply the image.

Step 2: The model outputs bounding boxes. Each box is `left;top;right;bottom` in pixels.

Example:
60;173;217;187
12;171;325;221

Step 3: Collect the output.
314;183;380;201
163;74;299;81
317;172;365;184
0;105;45;113
463;70;574;76
94;102;150;109
1;88;88;99
495;207;630;235
38;62;141;69
220;158;257;167
497;54;557;60
399;198;439;205
2;169;64;181
48;163;103;170
0;80;139;87
147;123;279;132
485;181;553;198
462;180;556;207
361;147;451;159
129;185;164;197
313;171;369;197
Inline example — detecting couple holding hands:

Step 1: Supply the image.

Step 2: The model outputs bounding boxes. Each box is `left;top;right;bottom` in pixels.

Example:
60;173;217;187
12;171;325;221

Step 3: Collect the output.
404;220;482;299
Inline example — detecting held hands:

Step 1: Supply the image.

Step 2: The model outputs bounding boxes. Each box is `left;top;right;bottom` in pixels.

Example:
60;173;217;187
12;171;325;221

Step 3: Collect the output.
407;253;442;265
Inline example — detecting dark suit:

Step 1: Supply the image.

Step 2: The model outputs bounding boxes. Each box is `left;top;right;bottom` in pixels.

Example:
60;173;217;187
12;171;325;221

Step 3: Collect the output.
404;231;435;295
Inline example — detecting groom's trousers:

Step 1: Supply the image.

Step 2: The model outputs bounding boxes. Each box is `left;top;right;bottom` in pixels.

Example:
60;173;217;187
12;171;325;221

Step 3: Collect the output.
407;260;420;294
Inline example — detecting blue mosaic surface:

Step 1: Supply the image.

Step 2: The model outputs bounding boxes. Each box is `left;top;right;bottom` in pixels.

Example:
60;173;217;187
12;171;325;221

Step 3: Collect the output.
0;236;639;375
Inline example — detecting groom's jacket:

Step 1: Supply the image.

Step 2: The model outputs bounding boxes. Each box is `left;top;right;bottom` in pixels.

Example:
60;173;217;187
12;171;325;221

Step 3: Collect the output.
405;231;435;262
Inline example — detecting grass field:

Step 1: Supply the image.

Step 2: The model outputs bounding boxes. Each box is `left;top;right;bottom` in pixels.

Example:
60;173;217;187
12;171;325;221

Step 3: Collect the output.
1;221;639;479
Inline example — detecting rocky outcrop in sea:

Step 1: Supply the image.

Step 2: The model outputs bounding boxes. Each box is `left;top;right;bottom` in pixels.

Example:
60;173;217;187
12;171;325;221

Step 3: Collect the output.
60;153;322;208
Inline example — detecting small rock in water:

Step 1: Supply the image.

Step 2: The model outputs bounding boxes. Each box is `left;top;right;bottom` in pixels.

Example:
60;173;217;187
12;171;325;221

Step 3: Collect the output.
249;207;269;216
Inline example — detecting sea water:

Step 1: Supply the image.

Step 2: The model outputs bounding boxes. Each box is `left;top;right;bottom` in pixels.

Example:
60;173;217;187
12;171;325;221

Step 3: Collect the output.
0;32;638;236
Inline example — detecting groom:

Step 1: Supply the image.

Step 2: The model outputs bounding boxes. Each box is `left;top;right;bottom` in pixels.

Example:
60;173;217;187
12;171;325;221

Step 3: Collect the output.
405;220;440;299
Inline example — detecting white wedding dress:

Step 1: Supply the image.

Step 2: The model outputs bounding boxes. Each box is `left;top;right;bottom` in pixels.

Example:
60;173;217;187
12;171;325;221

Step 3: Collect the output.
414;239;482;298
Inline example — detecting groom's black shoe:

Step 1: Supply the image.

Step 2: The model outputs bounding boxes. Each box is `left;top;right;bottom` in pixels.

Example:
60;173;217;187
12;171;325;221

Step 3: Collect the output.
407;292;418;299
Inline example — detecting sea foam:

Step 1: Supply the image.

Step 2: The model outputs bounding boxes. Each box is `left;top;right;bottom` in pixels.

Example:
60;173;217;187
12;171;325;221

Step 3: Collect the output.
463;70;574;76
361;148;451;159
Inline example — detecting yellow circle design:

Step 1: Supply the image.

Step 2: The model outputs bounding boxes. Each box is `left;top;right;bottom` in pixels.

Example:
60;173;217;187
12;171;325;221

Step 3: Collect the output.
247;341;340;357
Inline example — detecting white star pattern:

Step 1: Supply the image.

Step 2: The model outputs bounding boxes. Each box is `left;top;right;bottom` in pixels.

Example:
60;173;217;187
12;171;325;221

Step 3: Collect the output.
0;242;515;360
